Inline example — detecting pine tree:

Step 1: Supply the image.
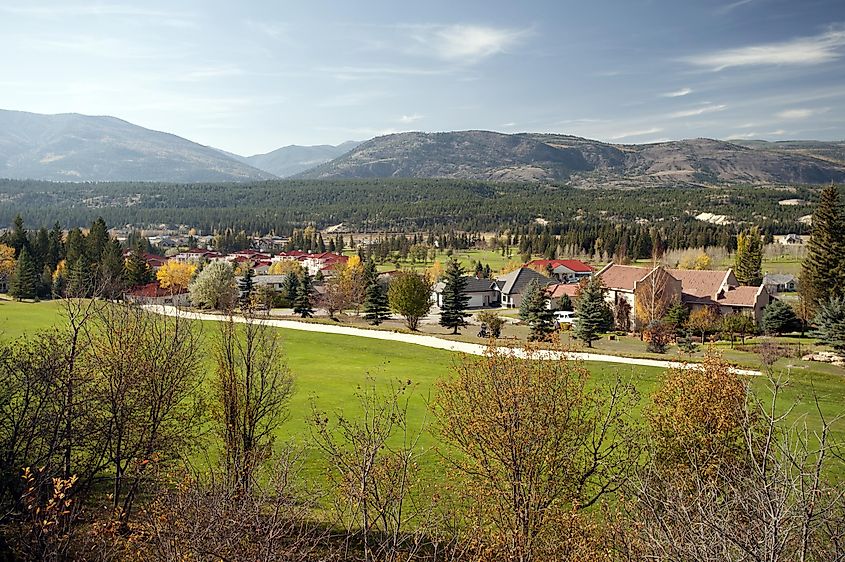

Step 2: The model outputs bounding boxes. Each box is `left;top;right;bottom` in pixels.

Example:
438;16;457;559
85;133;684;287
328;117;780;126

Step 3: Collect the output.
238;266;255;309
123;242;153;288
282;271;299;304
439;259;471;334
574;275;613;348
363;280;390;325
66;256;93;298
293;271;314;318
814;297;845;353
100;239;126;297
38;264;53;299
8;247;37;300
734;227;763;285
762;299;800;336
802;184;845;311
519;279;554;341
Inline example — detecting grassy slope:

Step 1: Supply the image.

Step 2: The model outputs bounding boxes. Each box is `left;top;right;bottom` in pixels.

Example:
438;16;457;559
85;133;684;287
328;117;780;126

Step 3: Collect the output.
2;299;843;472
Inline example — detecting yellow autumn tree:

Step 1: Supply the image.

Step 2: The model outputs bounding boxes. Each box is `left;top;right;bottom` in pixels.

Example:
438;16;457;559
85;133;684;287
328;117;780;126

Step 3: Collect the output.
426;260;444;282
0;243;14;278
157;261;197;291
268;260;303;276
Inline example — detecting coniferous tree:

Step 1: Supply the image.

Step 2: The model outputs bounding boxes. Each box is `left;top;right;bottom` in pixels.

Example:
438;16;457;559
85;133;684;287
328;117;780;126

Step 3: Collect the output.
802;184;845;311
47;222;64;270
238;266;255;309
8;247;37;300
363;280;390;325
38;264;53;299
574;276;613;348
67;255;93;297
762;299;800;336
814;297;845;353
124;243;153;288
282;271;299;304
734;227;763;286
439;259;471;334
293;271;314;318
519;279;554;341
100;239;126;297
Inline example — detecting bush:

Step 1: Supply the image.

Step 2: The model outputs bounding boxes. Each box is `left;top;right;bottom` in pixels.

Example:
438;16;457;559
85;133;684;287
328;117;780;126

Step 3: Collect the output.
644;321;672;354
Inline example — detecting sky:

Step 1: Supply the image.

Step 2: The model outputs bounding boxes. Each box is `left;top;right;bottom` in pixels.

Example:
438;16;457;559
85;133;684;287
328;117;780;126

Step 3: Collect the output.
1;0;844;155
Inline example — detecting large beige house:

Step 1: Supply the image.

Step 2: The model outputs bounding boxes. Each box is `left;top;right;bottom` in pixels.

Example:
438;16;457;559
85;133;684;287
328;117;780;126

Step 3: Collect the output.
597;264;770;323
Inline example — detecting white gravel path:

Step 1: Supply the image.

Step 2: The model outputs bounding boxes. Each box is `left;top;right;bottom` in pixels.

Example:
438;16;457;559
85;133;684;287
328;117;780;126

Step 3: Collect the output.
143;305;760;376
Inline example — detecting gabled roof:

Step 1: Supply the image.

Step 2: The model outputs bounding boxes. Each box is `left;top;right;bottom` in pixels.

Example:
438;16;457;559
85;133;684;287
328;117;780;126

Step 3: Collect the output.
545;283;580;299
433;276;497;293
717;285;764;307
495;267;551;295
597;264;654;291
666;268;731;301
763;273;797;284
526;259;593;273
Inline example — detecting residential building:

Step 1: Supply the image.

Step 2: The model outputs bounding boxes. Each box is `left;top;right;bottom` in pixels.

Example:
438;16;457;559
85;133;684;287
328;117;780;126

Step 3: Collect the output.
598;263;770;323
545;283;580;309
780;233;803;245
524;259;593;283
432;276;499;308
494;267;552;308
763;273;798;294
124;282;190;306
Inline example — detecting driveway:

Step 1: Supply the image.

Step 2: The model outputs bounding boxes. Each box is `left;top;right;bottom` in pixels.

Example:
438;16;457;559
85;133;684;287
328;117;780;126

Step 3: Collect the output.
142;305;760;376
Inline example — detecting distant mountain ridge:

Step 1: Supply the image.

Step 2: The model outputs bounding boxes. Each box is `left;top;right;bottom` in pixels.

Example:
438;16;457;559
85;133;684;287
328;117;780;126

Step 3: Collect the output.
0;109;275;182
298;130;845;187
241;141;360;178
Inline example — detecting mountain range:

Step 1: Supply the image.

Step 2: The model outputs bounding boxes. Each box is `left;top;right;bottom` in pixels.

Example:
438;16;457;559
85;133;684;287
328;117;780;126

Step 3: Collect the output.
1;109;844;186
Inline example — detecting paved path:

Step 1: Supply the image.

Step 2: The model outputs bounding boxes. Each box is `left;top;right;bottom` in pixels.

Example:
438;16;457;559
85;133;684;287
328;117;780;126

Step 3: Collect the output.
143;305;760;376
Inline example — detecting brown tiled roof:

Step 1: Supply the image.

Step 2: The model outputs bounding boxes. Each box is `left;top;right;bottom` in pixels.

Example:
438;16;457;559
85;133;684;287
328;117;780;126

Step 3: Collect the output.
667;269;729;300
717;286;762;307
597;264;651;291
526;259;593;273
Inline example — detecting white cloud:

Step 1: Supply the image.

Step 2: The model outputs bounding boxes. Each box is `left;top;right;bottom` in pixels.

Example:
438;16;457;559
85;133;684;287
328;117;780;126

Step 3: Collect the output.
684;27;845;71
715;0;755;15
398;114;423;124
670;103;727;118
775;107;829;119
609;127;663;140
409;24;527;62
662;87;693;98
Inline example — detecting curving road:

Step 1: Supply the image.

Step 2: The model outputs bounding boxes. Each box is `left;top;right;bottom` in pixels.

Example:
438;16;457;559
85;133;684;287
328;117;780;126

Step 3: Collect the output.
142;305;761;376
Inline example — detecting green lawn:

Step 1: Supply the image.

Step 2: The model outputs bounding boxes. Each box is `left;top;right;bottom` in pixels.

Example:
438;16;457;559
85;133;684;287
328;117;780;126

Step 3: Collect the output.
2;299;843;475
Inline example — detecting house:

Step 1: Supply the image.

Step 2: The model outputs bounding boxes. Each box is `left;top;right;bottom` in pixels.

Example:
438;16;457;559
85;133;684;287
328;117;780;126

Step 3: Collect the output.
124;282;190;306
763;273;798;294
432;276;499;308
524;259;593;283
172;248;220;264
780;233;803;245
545;283;580;310
494;267;552;308
121;250;167;270
301;252;349;276
598;264;770;323
253;275;288;292
597;264;683;314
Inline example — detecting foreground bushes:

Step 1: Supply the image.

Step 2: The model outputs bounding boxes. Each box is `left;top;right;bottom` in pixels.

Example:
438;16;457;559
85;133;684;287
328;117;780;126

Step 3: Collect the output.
0;304;842;561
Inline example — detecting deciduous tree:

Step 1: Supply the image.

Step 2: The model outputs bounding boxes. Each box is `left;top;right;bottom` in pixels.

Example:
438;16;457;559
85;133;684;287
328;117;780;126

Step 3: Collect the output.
156;261;196;292
387;271;432;331
734;227;763;286
188;261;237;310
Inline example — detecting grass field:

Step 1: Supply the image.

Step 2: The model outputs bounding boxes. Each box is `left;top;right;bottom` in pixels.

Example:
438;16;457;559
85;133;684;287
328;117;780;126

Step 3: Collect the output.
2;299;844;475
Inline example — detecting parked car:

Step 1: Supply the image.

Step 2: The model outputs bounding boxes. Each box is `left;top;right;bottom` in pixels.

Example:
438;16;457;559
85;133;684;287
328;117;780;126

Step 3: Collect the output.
553;310;577;324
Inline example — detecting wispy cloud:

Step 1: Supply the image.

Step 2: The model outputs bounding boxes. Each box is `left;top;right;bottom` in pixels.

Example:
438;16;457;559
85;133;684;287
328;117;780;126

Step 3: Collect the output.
715;0;755;15
662;87;693;98
398;114;424;124
670;103;728;118
684;26;845;70
408;24;528;63
609;127;663;140
775;107;829;119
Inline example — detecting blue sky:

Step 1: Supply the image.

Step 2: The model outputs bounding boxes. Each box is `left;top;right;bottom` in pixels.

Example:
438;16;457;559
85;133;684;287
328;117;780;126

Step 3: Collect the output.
1;0;843;154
